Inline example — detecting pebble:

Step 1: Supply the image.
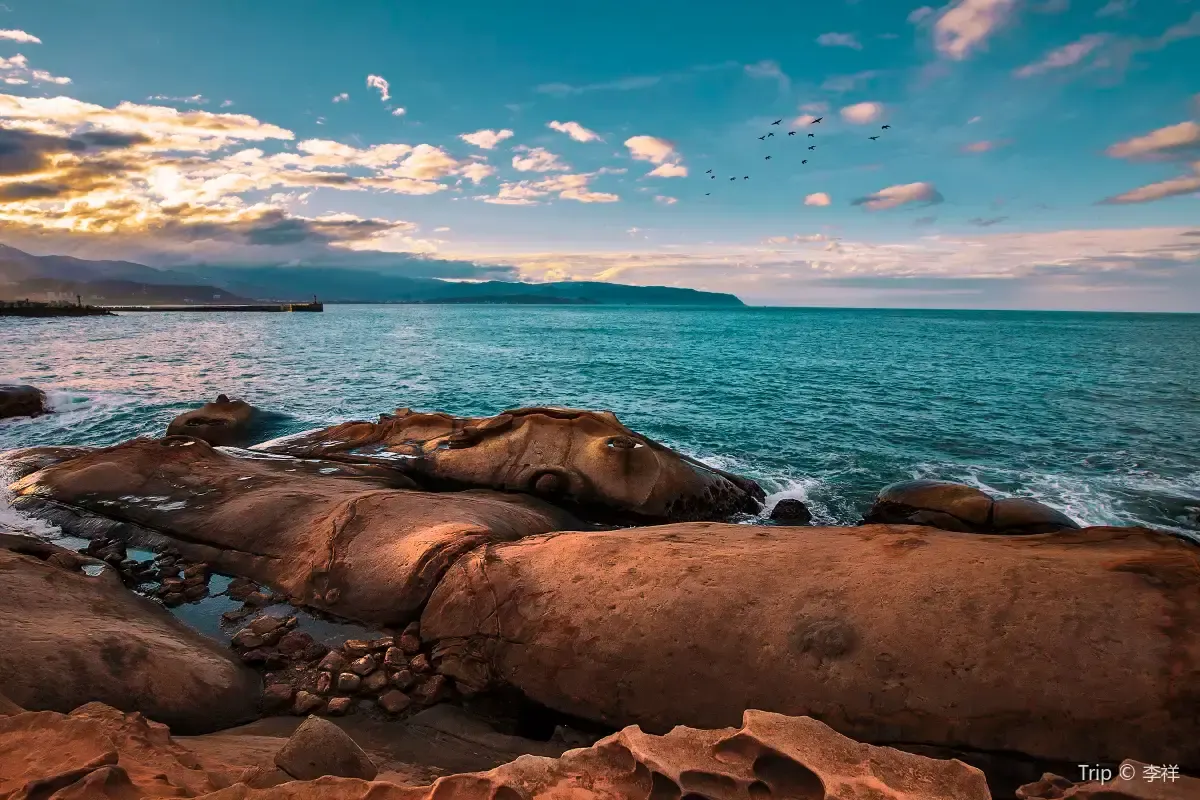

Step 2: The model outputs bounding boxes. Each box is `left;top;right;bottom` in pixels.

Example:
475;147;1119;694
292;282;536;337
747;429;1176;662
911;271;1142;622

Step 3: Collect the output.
382;647;407;669
336;673;361;693
349;655;378;677
293;691;325;715
324;697;352;716
377;690;411;715
409;653;431;673
361;671;389;694
316;672;333;695
318;652;347;673
342;640;372;659
398;633;421;655
390;669;415;690
262;683;295;712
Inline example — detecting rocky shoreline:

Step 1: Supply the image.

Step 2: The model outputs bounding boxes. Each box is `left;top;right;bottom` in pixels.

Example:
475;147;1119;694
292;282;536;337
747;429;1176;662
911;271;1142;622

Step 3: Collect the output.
1;393;1197;799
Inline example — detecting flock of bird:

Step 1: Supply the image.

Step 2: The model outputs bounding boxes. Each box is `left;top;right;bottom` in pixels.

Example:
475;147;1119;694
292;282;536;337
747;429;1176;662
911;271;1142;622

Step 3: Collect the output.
701;116;892;195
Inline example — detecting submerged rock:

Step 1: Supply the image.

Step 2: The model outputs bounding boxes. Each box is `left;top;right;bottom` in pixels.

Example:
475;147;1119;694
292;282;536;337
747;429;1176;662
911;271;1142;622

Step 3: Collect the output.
0;384;46;420
863;479;1080;534
10;436;579;626
0;534;261;734
256;406;765;522
166;393;258;446
422;522;1200;772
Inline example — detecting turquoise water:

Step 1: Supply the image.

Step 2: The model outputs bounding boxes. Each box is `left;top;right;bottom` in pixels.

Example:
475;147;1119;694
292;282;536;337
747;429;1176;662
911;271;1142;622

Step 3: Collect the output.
2;305;1197;537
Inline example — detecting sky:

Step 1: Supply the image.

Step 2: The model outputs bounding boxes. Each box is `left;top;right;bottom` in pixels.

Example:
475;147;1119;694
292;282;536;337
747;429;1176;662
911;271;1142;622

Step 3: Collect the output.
0;0;1198;310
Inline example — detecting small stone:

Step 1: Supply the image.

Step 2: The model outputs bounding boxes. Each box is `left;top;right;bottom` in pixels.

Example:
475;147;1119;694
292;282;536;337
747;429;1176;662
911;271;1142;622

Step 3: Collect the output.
361;671;389;694
411;674;448;705
154;555;177;567
390;669;415;690
324;697;352;716
278;630;316;658
349;655;377;677
316;672;334;695
409;653;431;673
369;637;393;651
300;642;328;663
183;585;208;601
242;649;288;669
336;673;361;693
398;633;421;655
161;577;185;592
228;577;258;601
293;691;325;715
232;629;265;650
162;592;184;608
222;608;252;625
249;615;286;636
377;690;411;715
183;574;207;589
119;559;140;573
243;591;271;607
342;639;372;659
156;565;181;580
283;616;298;629
274;716;376;780
262;683;294;713
182;562;209;579
382;647;407;669
318;652;346;673
102;551;125;567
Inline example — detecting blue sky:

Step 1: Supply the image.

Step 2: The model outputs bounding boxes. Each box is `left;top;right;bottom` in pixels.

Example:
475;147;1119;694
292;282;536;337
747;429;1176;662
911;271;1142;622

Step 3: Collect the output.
0;0;1197;309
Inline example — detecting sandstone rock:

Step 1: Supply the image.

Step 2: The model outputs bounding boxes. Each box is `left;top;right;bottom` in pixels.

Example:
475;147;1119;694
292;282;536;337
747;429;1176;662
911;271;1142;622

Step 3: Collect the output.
1018;763;1200;799
182;562;210;579
0;384;46;420
377;689;412;715
342;640;373;659
11;436;581;626
183;584;208;601
411;675;448;706
0;691;23;716
336;673;361;693
162;591;185;607
0;536;260;734
383;646;407;669
369;637;393;651
361;671;389;694
349;655;378;676
256;406;765;523
398;633;422;655
324;697;352;716
243;591;271;607
315;673;334;696
278;630;316;659
262;683;294;713
165;394;258;447
422;522;1200;771
863;479;1080;534
0;445;92;481
769;497;813;525
391;669;416;690
293;691;325;716
318;652;347;673
273;714;377;781
241;649;287;669
232;629;265;650
228;576;259;601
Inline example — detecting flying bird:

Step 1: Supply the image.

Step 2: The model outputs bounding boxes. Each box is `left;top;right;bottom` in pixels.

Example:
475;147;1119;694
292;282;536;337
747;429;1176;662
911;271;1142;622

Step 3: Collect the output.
743;176;749;179
788;131;796;136
882;125;891;129
808;133;815;138
811;117;823;124
705;169;713;174
710;175;715;179
767;132;775;137
705;193;710;196
758;135;766;140
772;119;782;125
801;159;807;164
869;136;879;140
808;145;816;150
730;176;736;180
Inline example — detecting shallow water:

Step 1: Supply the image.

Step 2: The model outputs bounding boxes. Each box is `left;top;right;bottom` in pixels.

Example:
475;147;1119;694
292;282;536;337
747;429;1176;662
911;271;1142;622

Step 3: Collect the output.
1;305;1197;538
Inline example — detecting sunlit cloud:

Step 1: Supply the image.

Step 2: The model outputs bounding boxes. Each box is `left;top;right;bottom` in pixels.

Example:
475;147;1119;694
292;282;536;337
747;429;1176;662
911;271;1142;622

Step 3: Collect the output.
816;32;862;50
655;195;678;205
547;120;601;142
512;145;569;172
147;94;208;105
908;7;935;24
480;171;618;205
1014;34;1108;78
0;30;40;44
852;182;943;210
1106;121;1200;160
962;139;1008;153
934;0;1018;60
804;192;832;207
841;102;885;124
366;74;390;102
459;128;514;150
0;54;70;86
332;93;349;103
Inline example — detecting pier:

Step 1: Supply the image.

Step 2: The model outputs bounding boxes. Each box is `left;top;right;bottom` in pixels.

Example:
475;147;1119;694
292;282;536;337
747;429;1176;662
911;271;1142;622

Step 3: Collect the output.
99;301;324;313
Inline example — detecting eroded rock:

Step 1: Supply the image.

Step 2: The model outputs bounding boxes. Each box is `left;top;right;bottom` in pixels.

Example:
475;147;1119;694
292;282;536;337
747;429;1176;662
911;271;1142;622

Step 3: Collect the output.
863;479;1080;534
0;384;47;420
1018;763;1200;799
769;497;812;525
422;522;1200;771
273;715;377;781
166;394;259;447
256;406;765;522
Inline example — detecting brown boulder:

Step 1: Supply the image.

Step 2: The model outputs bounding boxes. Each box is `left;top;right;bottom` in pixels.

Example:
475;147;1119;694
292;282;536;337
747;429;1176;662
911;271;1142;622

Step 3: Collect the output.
255;406;764;522
273;715;377;781
769;497;812;525
422;522;1200;770
0;445;92;481
864;479;1080;534
10;436;579;626
0;533;261;734
1018;763;1200;799
165;394;258;446
0;384;46;420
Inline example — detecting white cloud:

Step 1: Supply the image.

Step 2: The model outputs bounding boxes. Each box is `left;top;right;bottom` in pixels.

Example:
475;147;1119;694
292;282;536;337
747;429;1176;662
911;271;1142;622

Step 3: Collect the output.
332;93;349;103
391;108;406;117
1096;0;1134;18
512;146;569;172
547;120;602;142
647;162;688;178
391;144;459;180
804;192;832;207
934;0;1018;60
433;226;451;232
908;6;935;24
220;100;234;108
1106;121;1200;160
0;30;41;44
655;195;678;205
1014;34;1108;77
817;32;862;50
800;102;829;114
967;115;982;124
1102;162;1200;203
0;54;70;85
457;161;495;185
624;135;678;165
147;94;208;105
792;114;820;127
482;172;618;205
366;74;390;102
744;60;790;92
852;182;943;210
840;102;885;124
459;128;514;150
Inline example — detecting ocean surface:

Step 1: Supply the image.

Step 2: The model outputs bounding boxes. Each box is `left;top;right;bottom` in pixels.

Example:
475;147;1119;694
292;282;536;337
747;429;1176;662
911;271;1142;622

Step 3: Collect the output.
2;304;1198;539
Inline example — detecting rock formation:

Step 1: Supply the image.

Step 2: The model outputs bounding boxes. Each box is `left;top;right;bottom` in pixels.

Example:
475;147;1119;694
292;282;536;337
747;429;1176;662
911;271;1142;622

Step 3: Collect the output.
255;406;765;522
769;497;812;525
0;384;46;420
0;533;261;734
0;445;93;481
863;479;1080;534
167;394;259;446
1018;764;1199;799
273;716;377;780
421;522;1200;771
10;437;580;625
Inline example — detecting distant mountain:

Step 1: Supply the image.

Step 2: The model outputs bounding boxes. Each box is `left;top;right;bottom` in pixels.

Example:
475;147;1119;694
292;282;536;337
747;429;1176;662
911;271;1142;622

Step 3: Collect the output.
0;244;744;307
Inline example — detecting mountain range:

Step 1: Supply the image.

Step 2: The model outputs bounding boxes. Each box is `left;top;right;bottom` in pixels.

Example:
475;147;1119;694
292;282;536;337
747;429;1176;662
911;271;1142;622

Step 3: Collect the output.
0;244;743;307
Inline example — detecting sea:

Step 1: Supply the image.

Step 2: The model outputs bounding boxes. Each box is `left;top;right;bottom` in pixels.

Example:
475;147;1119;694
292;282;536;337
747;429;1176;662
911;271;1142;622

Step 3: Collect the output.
2;304;1198;540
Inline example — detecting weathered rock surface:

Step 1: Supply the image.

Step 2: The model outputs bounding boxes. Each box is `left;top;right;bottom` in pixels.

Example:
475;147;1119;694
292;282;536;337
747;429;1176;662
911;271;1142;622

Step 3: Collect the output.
0;533;261;734
1018;764;1200;799
10;437;579;625
863;479;1080;534
0;445;93;482
256;406;764;522
769;497;812;525
422;522;1200;771
0;384;46;420
167;394;259;446
273;715;377;780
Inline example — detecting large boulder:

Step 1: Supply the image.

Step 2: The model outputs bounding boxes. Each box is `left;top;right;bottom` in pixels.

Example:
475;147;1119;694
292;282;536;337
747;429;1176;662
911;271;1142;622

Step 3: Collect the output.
421;522;1200;772
863;479;1080;534
0;384;46;420
166;394;258;446
10;437;580;626
273;715;377;781
0;445;94;482
255;406;764;523
0;534;261;734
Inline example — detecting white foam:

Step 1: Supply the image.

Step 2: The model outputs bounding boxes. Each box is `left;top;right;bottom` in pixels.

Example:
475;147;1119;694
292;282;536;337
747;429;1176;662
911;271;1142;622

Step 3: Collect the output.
216;446;294;461
248;428;325;451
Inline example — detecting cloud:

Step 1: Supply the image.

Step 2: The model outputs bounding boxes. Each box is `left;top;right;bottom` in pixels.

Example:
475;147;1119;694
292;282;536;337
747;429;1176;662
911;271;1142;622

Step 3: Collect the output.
1099;162;1200;204
655;195;678;205
962;139;1008;153
744;60;790;92
908;7;935;24
1096;0;1134;17
220;100;234;108
967;115;982;124
481;172;618;205
804;192;832;207
457;161;495;185
547;120;601;142
816;32;862;50
1014;34;1108;78
147;94;208;105
624;135;677;165
459;129;513;150
512;146;569;172
821;70;880;92
840;102;885;124
332;93;349;103
800;102;829;114
0;30;40;44
433;226;450;232
391;108;406;117
852;182;943;210
969;216;1009;226
366;74;390;102
1106;121;1200;160
0;53;70;85
792;114;820;127
536;75;660;96
647;162;687;178
934;0;1018;60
